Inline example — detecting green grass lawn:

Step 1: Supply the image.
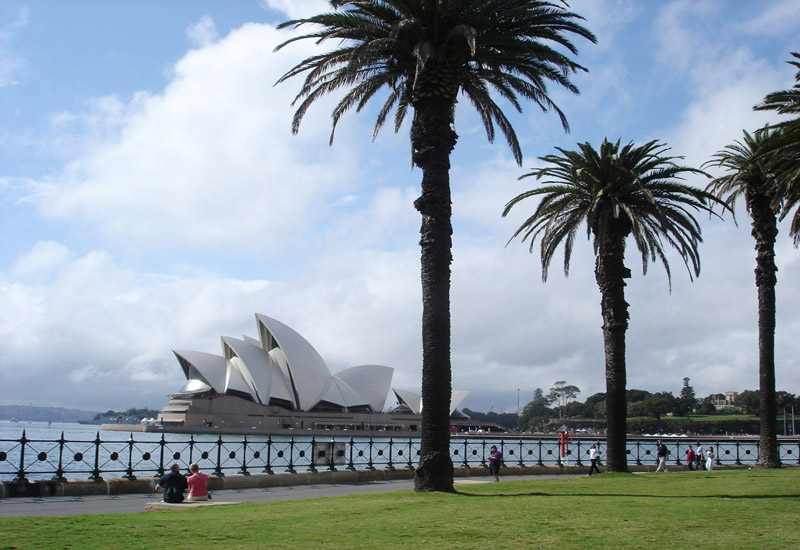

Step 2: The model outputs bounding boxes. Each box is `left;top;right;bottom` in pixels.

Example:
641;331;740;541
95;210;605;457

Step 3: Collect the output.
2;469;799;550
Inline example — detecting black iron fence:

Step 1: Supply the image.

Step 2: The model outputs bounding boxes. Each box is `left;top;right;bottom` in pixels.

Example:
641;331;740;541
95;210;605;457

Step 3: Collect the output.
1;431;798;482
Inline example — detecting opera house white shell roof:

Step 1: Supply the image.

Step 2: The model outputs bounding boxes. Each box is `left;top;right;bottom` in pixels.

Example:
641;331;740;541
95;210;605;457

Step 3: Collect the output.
173;314;394;413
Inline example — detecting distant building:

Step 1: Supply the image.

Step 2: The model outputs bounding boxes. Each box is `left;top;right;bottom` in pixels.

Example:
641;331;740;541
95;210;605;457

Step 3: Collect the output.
710;391;739;410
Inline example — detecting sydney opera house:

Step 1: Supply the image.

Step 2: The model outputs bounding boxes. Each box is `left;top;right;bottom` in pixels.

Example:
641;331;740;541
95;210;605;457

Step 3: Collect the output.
148;314;479;434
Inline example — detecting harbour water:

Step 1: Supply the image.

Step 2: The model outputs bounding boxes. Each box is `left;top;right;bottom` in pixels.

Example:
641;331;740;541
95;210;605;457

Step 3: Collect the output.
0;420;148;442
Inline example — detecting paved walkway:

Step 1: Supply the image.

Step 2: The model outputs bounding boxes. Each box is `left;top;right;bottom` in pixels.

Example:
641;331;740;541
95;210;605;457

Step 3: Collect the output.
0;474;577;517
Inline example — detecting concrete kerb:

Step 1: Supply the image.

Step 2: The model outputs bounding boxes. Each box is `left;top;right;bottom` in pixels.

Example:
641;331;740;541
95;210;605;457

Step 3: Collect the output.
0;468;418;499
144;501;239;512
1;463;752;499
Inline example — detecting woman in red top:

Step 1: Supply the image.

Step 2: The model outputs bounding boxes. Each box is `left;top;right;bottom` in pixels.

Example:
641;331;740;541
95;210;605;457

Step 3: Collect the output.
186;463;209;501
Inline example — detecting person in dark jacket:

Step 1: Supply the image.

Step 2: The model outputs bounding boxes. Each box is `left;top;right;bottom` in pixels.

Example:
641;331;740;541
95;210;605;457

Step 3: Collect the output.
155;463;188;502
655;440;669;472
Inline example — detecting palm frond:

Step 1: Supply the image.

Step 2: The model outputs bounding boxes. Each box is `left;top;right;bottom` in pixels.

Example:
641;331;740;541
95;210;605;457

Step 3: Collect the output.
504;138;722;287
275;0;596;159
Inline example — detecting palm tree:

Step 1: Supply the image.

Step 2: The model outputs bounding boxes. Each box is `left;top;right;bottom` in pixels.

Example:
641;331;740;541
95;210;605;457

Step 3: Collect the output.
754;52;800;241
274;1;595;492
704;129;782;468
503;139;723;471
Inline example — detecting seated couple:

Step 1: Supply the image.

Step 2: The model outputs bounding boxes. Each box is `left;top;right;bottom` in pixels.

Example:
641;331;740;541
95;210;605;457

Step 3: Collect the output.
155;463;210;503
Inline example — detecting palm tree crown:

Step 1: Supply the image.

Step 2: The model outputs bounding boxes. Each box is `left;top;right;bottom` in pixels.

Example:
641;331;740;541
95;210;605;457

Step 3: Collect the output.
704;128;779;212
754;52;800;241
504;139;718;286
275;0;596;163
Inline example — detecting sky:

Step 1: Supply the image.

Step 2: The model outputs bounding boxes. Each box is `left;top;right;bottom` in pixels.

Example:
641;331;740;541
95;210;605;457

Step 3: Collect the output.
1;0;799;415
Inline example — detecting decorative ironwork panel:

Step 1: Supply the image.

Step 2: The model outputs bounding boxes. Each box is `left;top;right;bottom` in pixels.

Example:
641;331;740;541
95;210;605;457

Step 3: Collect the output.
3;432;800;481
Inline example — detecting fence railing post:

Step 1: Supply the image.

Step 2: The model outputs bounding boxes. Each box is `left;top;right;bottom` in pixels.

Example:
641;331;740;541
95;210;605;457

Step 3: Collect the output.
537;438;544;467
264;435;273;474
387;437;395;471
328;438;337;472
90;432;103;481
287;437;296;474
214;435;224;477
346;436;355;471
307;436;317;473
240;435;250;475
367;437;375;471
53;431;67;482
157;434;167;477
124;433;136;480
13;430;28;482
407;437;414;470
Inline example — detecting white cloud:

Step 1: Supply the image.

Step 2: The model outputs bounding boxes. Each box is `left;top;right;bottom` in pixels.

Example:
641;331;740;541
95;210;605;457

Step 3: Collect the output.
740;0;800;36
0;6;28;87
11;241;72;279
261;0;331;20
0;243;276;409
33;22;367;259
186;15;219;48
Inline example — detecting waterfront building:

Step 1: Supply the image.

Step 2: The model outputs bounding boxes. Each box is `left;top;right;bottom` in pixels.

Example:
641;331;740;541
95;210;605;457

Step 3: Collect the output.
147;314;481;435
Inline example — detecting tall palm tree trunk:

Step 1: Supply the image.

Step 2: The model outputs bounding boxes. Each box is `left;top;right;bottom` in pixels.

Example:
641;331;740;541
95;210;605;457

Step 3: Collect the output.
595;227;631;472
411;94;458;492
749;192;781;468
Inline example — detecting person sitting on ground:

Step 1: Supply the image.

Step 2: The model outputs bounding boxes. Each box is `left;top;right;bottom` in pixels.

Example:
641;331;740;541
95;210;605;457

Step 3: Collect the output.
186;463;210;502
155;463;188;503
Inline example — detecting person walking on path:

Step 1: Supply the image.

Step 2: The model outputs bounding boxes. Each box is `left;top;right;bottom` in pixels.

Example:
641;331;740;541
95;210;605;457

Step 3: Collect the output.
655;440;669;472
588;443;602;475
686;446;696;471
186;463;210;502
487;445;502;482
705;447;715;471
696;443;705;470
155;463;188;503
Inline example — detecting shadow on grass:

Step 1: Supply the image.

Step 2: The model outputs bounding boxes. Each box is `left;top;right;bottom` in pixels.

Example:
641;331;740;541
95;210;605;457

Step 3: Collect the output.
455;491;800;500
